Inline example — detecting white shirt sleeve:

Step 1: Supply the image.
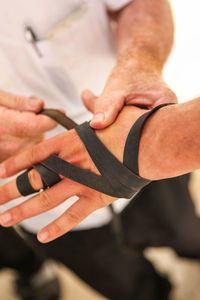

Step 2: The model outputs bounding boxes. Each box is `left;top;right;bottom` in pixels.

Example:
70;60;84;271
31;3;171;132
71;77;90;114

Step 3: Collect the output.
104;0;132;11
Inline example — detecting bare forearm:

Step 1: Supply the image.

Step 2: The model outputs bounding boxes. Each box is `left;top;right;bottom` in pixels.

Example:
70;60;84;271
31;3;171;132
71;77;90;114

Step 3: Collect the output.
139;98;200;179
116;0;174;73
98;99;200;180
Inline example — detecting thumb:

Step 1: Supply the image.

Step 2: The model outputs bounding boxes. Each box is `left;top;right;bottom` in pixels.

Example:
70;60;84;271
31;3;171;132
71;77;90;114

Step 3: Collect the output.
81;89;98;112
82;89;124;129
0;90;44;112
90;95;124;129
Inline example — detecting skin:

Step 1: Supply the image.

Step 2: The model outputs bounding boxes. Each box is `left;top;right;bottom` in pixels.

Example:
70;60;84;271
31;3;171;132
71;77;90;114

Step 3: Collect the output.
82;0;177;129
0;90;57;162
0;99;199;243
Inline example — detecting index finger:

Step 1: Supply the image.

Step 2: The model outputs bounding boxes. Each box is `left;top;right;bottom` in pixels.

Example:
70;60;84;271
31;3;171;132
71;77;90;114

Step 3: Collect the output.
0;108;57;137
0;133;63;178
0;90;43;112
0;129;78;178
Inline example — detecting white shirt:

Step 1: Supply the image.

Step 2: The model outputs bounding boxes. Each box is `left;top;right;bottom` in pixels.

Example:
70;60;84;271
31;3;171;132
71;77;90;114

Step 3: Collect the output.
0;0;132;232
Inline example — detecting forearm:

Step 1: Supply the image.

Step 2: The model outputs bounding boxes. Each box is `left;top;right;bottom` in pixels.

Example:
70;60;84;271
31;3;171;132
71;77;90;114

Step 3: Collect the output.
115;0;174;73
98;99;200;180
139;98;200;179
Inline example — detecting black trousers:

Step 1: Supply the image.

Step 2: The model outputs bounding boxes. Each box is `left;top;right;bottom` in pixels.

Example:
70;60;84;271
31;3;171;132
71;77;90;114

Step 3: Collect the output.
0;174;199;300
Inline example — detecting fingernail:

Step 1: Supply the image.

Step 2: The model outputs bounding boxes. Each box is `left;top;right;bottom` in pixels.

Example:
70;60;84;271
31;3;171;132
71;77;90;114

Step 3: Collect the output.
38;231;49;242
0;165;6;177
0;212;12;225
92;113;105;123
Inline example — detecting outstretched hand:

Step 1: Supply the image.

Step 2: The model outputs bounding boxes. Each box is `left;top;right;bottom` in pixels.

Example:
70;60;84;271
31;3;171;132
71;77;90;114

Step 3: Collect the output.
0;106;148;242
0;100;197;243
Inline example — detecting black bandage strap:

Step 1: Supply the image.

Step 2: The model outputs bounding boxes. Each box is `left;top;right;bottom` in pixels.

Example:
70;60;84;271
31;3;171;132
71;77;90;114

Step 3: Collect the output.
123;103;174;175
16;104;173;198
33;164;61;188
16;110;72;196
16;168;38;196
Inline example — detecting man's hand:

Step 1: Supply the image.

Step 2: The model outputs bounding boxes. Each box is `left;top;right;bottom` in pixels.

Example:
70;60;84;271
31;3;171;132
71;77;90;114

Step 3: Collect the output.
0;99;199;243
82;68;177;129
0;90;57;161
82;0;176;129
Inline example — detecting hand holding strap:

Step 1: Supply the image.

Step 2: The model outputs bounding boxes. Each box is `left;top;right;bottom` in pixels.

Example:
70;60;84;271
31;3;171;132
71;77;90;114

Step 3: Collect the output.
16;104;173;198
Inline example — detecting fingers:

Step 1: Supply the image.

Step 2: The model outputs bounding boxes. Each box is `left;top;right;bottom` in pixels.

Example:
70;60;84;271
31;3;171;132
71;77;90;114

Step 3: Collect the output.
0;129;78;178
0;133;63;177
0;108;57;137
0;178;79;229
0;168;47;205
0;90;44;112
37;196;99;242
126;89;178;109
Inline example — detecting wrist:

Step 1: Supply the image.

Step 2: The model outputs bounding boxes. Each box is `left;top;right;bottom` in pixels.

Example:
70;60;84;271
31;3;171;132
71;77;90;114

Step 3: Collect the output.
96;106;144;162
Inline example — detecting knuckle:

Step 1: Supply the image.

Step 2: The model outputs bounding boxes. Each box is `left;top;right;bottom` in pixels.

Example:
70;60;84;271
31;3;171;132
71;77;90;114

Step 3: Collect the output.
95;193;114;208
12;206;25;223
67;210;81;225
39;190;52;210
15;121;28;137
94;100;109;112
49;222;63;237
14;95;26;109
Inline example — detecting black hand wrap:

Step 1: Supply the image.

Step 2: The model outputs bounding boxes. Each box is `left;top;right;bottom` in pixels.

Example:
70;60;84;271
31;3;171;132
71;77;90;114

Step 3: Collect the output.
16;104;173;198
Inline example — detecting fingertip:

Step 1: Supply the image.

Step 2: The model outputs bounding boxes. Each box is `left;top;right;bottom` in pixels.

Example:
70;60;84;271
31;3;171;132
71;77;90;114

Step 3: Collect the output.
27;99;44;113
90;112;106;129
37;230;49;243
90;109;119;129
81;89;93;100
90;120;107;129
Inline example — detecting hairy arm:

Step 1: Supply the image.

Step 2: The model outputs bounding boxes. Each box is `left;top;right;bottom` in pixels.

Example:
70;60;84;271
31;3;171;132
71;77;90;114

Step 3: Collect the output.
83;0;177;128
116;0;174;69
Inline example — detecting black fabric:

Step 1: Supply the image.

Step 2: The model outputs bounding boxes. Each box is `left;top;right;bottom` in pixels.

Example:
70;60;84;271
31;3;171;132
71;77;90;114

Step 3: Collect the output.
122;174;200;258
0;225;170;300
16;104;174;198
33;164;61;188
16;169;39;196
0;227;43;276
